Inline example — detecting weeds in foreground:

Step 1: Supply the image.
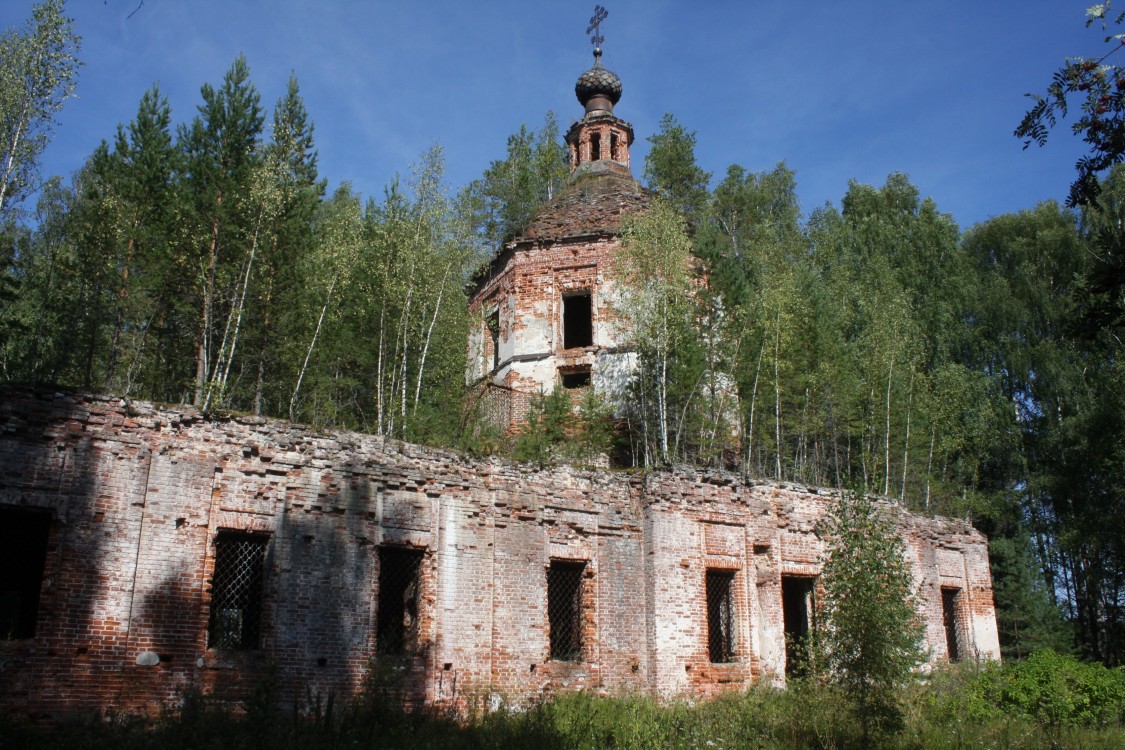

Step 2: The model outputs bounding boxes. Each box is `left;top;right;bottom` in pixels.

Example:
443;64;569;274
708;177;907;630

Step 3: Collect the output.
2;653;1123;749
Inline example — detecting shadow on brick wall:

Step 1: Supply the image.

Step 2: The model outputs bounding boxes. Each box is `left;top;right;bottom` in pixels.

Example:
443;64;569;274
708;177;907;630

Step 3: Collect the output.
0;388;129;720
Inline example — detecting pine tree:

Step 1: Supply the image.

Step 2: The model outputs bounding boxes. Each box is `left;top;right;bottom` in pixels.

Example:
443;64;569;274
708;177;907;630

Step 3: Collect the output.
464;112;568;253
178;55;264;407
644;113;710;226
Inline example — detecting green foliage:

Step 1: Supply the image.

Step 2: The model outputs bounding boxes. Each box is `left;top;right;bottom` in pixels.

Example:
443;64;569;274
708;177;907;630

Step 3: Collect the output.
0;0;82;218
572;388;617;462
643;113;711;224
615;198;703;466
814;491;924;738
1016;2;1125;206
989;534;1075;661
961;198;1125;664
511;387;616;467
6;671;1125;749
464;112;568;252
934;650;1125;730
512;386;571;464
0;56;474;445
1079;161;1125;342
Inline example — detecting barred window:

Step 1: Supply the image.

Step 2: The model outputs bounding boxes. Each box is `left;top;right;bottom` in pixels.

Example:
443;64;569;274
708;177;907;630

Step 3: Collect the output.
548;560;585;661
942;587;963;662
208;532;268;650
706;569;736;663
377;547;424;655
0;508;50;640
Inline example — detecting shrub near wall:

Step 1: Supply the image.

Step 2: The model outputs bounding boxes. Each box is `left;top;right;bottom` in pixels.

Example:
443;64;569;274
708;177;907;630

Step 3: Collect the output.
941;650;1125;728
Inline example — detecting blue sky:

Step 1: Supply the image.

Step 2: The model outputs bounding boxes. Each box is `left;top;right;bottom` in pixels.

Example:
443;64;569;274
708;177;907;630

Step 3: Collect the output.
0;0;1111;230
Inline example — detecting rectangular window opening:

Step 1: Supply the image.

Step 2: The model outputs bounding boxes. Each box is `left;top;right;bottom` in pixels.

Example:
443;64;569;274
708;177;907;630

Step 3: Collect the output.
377;547;425;655
706;569;736;663
487;310;500;372
942;587;963;662
562;292;593;349
0;507;51;640
560;367;591;389
548;560;585;661
590;132;602;161
781;575;816;676
208;531;268;650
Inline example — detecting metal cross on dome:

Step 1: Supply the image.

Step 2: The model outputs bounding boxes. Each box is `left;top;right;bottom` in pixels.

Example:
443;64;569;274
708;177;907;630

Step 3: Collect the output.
587;5;608;51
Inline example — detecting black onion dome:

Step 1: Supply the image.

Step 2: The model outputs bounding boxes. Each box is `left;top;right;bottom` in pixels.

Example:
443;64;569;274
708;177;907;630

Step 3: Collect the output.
575;61;622;109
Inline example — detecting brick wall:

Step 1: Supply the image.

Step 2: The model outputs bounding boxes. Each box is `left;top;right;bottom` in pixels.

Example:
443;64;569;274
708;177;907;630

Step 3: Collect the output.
0;387;999;721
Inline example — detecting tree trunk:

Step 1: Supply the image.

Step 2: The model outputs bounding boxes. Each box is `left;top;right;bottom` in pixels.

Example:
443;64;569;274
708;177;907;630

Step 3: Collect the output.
773;315;782;479
900;367;914;501
745;337;765;478
412;262;451;413
884;351;895;496
290;272;338;422
204;208;262;411
0;86;33;216
194;199;223;406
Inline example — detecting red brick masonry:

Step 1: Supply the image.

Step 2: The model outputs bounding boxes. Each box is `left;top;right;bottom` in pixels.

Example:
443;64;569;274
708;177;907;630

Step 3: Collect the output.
0;387;999;721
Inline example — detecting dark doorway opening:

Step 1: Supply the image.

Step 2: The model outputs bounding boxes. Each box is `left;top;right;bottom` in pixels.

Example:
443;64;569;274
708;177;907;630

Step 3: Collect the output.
0;507;50;640
781;575;815;676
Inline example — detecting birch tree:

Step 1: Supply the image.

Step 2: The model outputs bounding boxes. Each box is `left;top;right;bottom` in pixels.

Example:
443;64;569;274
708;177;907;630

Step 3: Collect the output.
288;184;362;422
0;0;81;219
615;199;696;465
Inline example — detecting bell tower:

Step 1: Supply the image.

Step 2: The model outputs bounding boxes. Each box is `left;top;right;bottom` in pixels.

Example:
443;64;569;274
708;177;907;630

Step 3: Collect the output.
565;8;634;177
467;5;651;432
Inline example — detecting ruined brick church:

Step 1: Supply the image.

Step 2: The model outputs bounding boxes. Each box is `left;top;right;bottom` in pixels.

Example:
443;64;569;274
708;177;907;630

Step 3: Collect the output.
0;34;1000;723
467;40;650;428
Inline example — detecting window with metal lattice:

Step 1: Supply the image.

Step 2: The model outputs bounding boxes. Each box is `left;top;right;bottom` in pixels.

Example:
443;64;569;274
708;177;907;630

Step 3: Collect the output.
942;587;963;662
548;560;585;661
207;531;268;650
376;547;424;655
706;569;736;663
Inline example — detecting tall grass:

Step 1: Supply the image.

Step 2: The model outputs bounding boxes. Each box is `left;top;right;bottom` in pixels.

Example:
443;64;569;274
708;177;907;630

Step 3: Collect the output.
3;651;1123;749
